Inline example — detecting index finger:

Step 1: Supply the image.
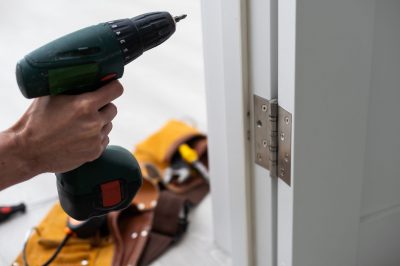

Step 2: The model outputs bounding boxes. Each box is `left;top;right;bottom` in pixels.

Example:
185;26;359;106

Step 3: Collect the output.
87;80;124;108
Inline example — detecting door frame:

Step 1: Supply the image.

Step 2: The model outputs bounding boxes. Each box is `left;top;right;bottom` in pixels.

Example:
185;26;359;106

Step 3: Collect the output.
201;0;278;265
201;0;253;265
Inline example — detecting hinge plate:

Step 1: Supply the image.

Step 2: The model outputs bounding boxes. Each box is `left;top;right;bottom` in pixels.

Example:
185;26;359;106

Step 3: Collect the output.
254;95;292;186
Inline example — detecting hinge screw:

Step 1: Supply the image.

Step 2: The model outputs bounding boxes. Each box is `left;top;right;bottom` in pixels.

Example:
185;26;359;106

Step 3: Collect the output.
280;132;285;141
262;140;267;147
262;105;268;112
280;168;285;177
284;116;290;124
284;154;289;163
257;153;262;161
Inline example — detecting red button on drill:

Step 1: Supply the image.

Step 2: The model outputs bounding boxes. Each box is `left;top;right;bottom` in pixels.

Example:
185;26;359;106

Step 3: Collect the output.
101;73;117;82
100;180;122;207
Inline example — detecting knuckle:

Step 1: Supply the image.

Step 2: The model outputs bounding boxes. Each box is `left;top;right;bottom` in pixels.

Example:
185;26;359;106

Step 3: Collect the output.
97;134;104;144
112;81;124;96
87;120;103;133
96;119;105;130
76;97;94;114
103;123;113;135
90;144;103;160
109;103;118;116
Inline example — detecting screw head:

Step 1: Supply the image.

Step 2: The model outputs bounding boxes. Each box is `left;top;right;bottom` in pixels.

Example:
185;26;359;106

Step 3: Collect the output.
284;154;289;163
262;105;268;112
141;230;149;237
262;140;267;147
257;153;262;161
280;132;285;141
257;120;263;128
280;168;285;177
284;116;290;124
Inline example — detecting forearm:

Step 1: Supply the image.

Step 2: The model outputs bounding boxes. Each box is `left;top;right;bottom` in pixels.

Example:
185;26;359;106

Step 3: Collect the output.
0;130;38;190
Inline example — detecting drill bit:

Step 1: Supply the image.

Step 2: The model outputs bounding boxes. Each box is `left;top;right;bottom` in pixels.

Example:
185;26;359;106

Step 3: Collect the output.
174;14;187;23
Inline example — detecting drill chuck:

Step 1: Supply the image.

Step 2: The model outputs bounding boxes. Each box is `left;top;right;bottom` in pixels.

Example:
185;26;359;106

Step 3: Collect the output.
16;11;184;98
112;12;178;64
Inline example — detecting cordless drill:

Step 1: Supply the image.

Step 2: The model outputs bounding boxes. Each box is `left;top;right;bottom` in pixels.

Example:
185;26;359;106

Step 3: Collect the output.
15;12;186;220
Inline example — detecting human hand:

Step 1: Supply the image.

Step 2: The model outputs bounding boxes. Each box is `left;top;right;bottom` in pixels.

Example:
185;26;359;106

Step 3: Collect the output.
10;80;123;175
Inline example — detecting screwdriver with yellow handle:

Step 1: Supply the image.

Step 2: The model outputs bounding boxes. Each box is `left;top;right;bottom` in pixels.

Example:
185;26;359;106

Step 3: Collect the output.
178;144;209;181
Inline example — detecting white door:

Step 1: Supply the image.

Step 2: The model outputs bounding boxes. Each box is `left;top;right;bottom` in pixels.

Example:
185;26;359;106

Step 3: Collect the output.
202;0;400;265
278;1;400;266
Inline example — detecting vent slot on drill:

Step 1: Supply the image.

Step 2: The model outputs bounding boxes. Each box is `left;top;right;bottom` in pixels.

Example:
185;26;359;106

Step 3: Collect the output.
56;47;102;59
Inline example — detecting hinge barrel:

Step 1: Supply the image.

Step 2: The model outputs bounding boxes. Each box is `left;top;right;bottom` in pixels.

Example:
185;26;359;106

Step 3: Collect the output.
268;99;278;178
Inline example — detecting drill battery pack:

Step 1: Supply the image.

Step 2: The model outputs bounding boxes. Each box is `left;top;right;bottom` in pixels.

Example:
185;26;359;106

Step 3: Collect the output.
56;146;142;221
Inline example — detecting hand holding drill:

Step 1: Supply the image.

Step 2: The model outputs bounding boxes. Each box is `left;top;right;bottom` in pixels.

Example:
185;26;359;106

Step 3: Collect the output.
0;81;123;190
2;11;185;220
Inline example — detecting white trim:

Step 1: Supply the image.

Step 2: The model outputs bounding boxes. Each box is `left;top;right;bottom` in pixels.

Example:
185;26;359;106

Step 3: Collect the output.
247;0;278;265
201;0;232;253
277;0;296;264
202;0;253;265
220;0;253;264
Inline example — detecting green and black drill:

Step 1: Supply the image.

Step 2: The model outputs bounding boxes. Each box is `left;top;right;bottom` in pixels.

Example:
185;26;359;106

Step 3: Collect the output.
15;11;186;220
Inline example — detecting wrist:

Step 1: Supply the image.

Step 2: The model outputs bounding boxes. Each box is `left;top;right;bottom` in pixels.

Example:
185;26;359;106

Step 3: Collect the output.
0;129;41;188
11;128;43;178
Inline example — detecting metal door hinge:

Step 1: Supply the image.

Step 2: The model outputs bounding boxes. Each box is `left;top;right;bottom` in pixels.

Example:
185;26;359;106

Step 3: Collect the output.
254;95;292;186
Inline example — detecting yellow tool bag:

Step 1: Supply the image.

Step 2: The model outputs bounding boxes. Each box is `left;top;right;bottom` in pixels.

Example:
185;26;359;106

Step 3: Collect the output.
14;119;209;266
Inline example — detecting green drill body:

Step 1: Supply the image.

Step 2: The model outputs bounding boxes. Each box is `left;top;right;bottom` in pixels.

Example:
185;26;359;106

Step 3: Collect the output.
17;24;124;98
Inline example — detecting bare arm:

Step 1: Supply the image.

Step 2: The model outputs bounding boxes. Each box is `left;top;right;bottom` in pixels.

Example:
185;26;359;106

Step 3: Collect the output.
0;80;123;190
0;130;35;189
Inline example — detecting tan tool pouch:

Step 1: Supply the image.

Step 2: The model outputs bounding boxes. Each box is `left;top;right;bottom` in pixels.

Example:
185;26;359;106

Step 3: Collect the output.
14;119;209;266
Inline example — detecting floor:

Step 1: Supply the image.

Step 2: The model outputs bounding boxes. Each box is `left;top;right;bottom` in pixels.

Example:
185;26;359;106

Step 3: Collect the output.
0;0;230;265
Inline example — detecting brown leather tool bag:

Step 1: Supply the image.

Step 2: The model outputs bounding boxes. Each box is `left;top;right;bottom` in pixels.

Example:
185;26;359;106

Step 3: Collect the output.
112;119;210;266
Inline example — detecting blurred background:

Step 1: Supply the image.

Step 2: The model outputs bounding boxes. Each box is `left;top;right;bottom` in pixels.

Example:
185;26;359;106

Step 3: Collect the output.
0;0;229;265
